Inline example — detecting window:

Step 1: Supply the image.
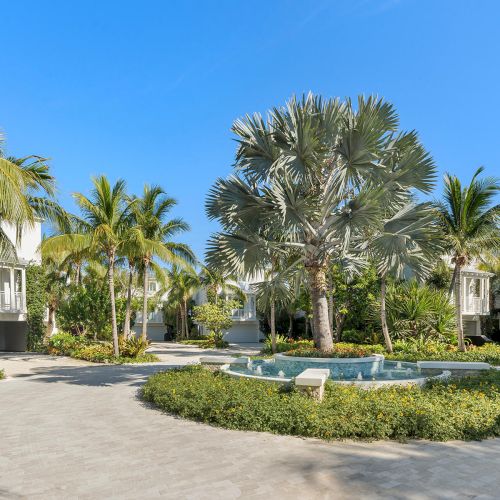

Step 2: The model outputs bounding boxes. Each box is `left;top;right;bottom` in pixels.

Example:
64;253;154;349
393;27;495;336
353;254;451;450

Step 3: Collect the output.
148;281;157;292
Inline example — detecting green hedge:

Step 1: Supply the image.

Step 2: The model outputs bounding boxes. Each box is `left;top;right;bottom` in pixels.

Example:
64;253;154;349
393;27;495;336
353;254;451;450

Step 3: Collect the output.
142;366;500;441
261;339;500;366
0;369;4;380
26;264;48;351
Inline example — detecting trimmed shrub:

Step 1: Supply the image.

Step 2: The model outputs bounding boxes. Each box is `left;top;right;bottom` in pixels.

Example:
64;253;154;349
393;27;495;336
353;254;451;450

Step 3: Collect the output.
142;366;500;441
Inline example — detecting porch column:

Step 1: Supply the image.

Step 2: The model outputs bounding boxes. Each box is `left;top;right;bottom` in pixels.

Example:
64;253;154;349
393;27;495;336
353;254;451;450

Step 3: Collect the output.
9;267;15;311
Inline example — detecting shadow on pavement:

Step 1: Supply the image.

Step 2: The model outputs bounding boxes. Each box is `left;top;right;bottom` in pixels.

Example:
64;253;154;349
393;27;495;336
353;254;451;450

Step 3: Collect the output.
14;363;185;388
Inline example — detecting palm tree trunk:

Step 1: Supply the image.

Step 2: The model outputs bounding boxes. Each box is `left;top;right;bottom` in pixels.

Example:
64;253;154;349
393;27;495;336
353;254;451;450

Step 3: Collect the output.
108;250;119;357
183;299;189;339
307;265;333;351
448;264;458;297
380;276;393;353
455;263;466;351
123;262;134;338
328;279;334;334
46;303;56;339
288;313;293;338
75;263;81;286
141;263;149;340
270;301;277;354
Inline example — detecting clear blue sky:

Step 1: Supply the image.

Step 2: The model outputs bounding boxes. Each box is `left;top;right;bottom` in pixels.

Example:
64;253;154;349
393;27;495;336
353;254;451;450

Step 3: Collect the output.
1;0;499;260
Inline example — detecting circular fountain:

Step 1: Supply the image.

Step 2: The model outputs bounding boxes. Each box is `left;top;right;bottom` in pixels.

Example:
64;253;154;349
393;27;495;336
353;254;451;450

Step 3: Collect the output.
222;352;449;388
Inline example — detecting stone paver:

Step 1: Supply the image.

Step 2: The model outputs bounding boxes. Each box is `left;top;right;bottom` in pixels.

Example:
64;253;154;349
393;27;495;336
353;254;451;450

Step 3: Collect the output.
1;347;499;499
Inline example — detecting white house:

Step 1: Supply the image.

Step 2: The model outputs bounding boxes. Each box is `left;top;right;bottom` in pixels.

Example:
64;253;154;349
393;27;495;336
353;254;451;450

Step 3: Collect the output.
192;278;262;343
453;265;494;336
0;220;42;351
133;273;262;343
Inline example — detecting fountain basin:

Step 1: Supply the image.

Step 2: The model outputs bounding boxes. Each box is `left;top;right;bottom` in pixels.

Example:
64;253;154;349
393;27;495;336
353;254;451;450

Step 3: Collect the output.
274;353;385;379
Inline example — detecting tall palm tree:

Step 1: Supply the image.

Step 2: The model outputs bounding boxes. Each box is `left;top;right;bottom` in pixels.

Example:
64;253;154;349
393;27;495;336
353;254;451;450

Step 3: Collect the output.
130;185;194;340
369;203;443;352
42;176;134;356
435;167;500;351
206;94;436;350
164;265;200;339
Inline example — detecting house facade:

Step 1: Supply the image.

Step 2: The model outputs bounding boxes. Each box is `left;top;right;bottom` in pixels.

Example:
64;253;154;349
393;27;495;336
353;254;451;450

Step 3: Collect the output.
133;274;262;343
0;220;42;351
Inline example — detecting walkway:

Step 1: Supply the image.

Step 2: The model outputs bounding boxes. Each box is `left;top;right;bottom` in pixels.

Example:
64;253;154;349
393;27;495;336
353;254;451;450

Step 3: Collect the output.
1;345;499;499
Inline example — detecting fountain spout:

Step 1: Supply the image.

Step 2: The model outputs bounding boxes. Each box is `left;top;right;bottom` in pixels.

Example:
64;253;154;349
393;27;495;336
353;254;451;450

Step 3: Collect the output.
255;366;263;376
357;372;363;381
278;370;285;378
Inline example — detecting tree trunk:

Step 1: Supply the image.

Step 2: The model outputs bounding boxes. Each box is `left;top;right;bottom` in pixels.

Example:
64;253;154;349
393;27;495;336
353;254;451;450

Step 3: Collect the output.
448;264;458;298
141;261;149;341
307;265;333;350
108;250;119;357
288;313;293;338
75;263;81;286
328;281;334;333
305;316;309;338
454;263;466;351
335;313;346;342
123;263;134;339
270;301;277;354
380;276;393;353
183;299;189;339
46;303;56;339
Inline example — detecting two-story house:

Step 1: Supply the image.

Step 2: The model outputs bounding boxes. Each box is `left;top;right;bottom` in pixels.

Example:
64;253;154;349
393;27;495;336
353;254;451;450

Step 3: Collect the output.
192;279;261;343
0;220;42;351
133;273;262;343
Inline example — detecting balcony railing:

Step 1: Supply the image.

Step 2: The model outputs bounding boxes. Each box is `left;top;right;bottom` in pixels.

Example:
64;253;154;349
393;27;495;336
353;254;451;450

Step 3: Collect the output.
0;291;24;312
135;311;164;324
463;297;488;315
231;308;256;321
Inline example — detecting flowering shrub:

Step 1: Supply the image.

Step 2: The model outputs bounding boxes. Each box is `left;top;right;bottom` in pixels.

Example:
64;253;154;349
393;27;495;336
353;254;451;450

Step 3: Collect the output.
46;332;159;364
142;366;500;441
283;343;377;358
261;335;314;354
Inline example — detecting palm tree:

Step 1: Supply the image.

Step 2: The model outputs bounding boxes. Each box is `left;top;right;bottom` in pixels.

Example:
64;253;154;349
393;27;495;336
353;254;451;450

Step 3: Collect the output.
0;133;65;258
369;203;442;352
254;268;294;353
164;265;200;339
435;167;500;351
130;185;194;340
42;176;134;356
199;266;245;304
206;94;436;350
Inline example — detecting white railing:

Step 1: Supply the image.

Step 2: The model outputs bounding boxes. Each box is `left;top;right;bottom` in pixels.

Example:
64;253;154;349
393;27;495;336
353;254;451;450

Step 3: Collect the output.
135;311;164;324
231;308;256;321
463;297;487;315
0;291;24;312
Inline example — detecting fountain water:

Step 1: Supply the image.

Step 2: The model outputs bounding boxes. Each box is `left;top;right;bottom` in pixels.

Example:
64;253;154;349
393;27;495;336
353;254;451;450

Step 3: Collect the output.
396;361;402;370
255;366;263;376
357;372;363;381
278;370;285;378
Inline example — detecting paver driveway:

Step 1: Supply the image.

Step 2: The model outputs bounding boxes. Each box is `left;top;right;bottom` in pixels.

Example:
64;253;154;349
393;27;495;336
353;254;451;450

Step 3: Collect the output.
1;345;500;499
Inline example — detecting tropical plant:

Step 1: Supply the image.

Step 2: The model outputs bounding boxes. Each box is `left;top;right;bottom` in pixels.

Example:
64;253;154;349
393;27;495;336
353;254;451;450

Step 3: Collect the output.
42;176;135;356
206;94;436;351
192;300;239;346
383;280;456;342
369;203;442;352
435;167;500;350
164;265;200;339
0;133;66;259
128;185;193;340
254;267;294;353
